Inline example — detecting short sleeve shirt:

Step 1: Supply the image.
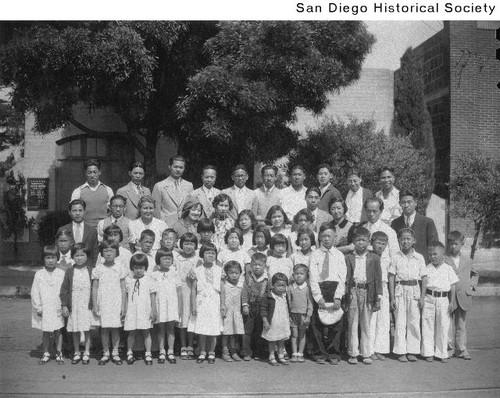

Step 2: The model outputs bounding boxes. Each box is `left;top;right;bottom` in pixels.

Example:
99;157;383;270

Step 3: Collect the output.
426;262;459;292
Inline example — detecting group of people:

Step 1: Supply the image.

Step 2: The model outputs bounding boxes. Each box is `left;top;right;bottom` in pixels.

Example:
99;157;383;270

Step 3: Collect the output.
30;156;478;367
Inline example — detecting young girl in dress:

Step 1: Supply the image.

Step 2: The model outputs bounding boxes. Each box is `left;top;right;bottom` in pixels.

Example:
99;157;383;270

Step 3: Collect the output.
221;261;244;362
55;229;74;271
261;272;291;366
267;234;293;281
197;218;215;247
211;193;235;251
237;210;256;253
92;241;127;365
247;224;271;258
31;245;66;364
218;228;251;274
152;247;182;364
288;209;316;253
176;232;200;360
124;253;157;365
290;227;316;267
96;225;132;271
60;243;93;365
189;243;226;364
265;205;291;238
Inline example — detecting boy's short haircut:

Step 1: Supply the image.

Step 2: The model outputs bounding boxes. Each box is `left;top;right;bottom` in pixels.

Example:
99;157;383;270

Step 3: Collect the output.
197;218;215;234
231;164;248;175
364;197;384;212
55;229;74;242
305;186;321;198
169;155;186;165
224;227;244;245
128;160;145;172
265;205;290;226
353;227;371;240
371;231;388;243
42;245;59;260
212;193;234;211
84;158;101;170
161;228;178;239
398;227;416;239
252;224;271;246
290;164;306;174
103;224;123;242
68;198;87;211
130;252;149;271
293;208;314;225
261;164;278;175
270;233;288;250
399;189;417;201
238;209;257;230
295;227;316;247
428;240;445;250
448;230;465;242
199;242;218;258
99;241;120;256
251;252;267;263
293;263;309;275
378;166;395;176
110;194;127;206
271;272;289;286
202;164;217;174
317;163;333;174
318;221;336;236
346;168;362;179
140;229;156;242
155;247;174;265
71;242;90;257
180;232;199;250
224;260;242;274
328;196;348;214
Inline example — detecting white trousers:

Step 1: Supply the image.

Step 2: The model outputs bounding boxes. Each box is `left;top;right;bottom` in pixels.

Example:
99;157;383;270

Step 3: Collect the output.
369;283;390;354
422;295;451;359
393;286;421;355
348;287;372;357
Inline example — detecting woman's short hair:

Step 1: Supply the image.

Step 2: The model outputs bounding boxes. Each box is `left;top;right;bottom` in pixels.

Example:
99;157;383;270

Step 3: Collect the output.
212;193;233;211
252;225;271;246
328;196;348;214
42;245;59;260
99;241;120;257
237;209;257;230
265;205;290;226
293;208;314;225
138;195;155;210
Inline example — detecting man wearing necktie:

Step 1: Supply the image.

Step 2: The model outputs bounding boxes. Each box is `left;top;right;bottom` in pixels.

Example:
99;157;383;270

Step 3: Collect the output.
253;165;282;220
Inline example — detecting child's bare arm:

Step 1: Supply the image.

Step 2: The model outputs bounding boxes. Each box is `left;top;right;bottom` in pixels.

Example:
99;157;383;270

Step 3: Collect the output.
120;279;126;317
92;280;99;316
150;292;157;322
388;273;396;311
220;280;226;317
190;280;198;316
177;286;183;319
449;284;457;313
419;276;428;310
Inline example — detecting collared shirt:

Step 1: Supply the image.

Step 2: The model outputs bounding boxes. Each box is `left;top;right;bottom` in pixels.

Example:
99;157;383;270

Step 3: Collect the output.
450;255;461;270
57;251;74;270
319;183;331;198
365;219;399;258
202;185;217;203
309;246;347;302
375;188;402;225
128;217;168;253
288;282;313;315
72;221;84;244
131;183;145;195
97;215;125;242
388;250;427;281
346;188;364;223
267;255;293;280
353;252;368;283
281;185;307;221
71;181;113;202
233;185;247;213
405;212;416;228
426;262;459;292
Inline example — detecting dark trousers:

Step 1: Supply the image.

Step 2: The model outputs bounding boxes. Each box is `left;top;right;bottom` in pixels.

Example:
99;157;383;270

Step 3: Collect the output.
241;303;266;357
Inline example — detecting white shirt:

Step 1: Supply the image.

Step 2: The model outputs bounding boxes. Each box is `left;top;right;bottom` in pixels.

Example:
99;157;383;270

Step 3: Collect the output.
450;255;461;270
404;212;416;228
128;217;168;253
202;186;217;203
309;246;347;302
388;250;427;281
233;186;247;214
72;221;84;244
365;219;399;258
71;181;114;202
375;188;402;225
281;185;307;221
346;188;364;223
379;249;391;283
426;262;459;292
353;252;367;283
267;255;294;281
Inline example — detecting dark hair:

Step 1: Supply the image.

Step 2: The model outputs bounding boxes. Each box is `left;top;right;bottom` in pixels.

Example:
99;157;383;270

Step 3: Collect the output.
447;230;465;242
212;193;233;212
271;272;289;286
378;166;395;177
68;199;86;211
238;209;257;230
202;164;217;174
180;200;203;220
155;247;174;265
224;260;242;274
251;252;267;263
305;186;321;198
199;242;218;258
353;227;371;240
318;222;336;236
130;252;149;271
140;229;156;242
42;245;59;260
71;242;90;258
252;225;271;246
293;208;314;225
197;218;215;234
371;231;389;243
231;164;248;175
180;232;199;250
328;196;348;215
169;155;186;166
317;163;333;174
84;158;101;170
110;194;127;206
364;197;384;212
270;233;288;250
346;168;362;179
265;205;290;226
55;229;73;241
103;224;123;243
399;189;418;201
295;227;316;247
161;228;178;238
398;227;416;239
128;160;145;172
224;227;243;245
261;164;278;175
293;263;309;275
428;240;445;250
99;241;120;257
290;164;306;174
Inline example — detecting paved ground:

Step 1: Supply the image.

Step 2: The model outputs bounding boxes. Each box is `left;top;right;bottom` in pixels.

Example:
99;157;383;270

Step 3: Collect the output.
1;297;500;397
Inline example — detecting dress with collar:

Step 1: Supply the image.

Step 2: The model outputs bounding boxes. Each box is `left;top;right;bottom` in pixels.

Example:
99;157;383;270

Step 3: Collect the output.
31;267;66;332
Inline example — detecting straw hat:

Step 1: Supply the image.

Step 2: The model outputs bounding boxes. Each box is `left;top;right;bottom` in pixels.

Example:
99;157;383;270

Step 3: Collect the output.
318;302;344;326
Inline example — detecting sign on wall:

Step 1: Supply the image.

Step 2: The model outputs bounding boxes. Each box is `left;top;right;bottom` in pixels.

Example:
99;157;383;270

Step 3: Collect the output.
27;178;49;210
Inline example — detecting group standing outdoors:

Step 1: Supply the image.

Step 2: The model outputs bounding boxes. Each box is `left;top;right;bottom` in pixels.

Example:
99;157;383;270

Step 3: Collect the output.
31;156;478;368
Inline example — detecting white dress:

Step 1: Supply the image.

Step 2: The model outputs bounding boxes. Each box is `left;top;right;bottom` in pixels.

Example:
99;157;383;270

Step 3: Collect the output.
175;254;200;328
152;268;182;323
188;265;223;336
262;292;291;341
31;268;65;332
222;280;244;335
92;263;127;328
124;275;156;330
67;267;93;333
218;248;251;268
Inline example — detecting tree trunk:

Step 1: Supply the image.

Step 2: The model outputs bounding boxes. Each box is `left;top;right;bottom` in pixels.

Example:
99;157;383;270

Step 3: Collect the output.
470;219;482;260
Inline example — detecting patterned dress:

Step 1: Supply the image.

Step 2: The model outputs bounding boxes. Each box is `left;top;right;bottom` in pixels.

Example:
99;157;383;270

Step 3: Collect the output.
152;268;182;323
212;217;234;251
262;292;291;341
222;280;244;335
66;267;93;333
124;275;156;330
31;268;65;332
92;263;127;328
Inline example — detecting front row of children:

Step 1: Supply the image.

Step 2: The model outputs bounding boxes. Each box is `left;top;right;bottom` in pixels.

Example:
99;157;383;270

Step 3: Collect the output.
31;224;475;366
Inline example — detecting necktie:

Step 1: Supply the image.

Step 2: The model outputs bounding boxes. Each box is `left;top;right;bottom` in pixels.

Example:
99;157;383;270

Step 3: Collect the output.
75;224;82;243
138;185;144;195
319;250;330;281
59;257;67;270
405;217;411;227
113;219;118;225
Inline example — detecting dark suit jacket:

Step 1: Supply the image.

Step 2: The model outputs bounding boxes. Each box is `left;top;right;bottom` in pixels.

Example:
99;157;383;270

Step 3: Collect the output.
116;182;151;220
260;290;290;324
345;251;382;305
59;265;93;312
318;184;342;213
391;212;438;263
57;223;99;266
444;254;479;311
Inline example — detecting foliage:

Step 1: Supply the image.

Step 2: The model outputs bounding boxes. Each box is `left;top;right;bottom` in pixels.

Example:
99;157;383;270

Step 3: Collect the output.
36;210;72;247
0;97;24;175
289;118;429;209
449;151;500;259
393;47;436;199
0;171;29;259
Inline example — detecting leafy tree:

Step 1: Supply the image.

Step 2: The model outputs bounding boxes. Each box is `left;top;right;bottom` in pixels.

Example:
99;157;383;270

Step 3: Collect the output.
449;151;500;259
2;21;374;186
0;97;24;175
394;47;436;201
289;118;429;210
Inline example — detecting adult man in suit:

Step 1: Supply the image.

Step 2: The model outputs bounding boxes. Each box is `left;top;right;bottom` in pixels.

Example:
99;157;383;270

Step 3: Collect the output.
345;169;373;225
222;164;256;221
305;187;333;232
253;164;282;220
57;199;98;266
317;163;342;213
391;189;438;263
444;231;479;360
116;161;151;220
152;155;193;225
96;194;131;248
179;165;220;220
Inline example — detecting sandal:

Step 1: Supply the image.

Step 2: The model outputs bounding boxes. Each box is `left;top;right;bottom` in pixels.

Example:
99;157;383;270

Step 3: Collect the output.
196;354;205;364
82;353;90;365
98;353;110;365
39;352;50;365
180;347;188;360
55;351;65;365
127;353;135;365
112;354;122;365
145;353;153;365
207;353;215;364
71;353;81;365
268;357;279;366
158;352;166;364
168;353;177;364
277;355;289;366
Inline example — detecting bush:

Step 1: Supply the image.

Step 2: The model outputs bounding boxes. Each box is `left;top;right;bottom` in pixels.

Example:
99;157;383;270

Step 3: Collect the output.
37;210;72;247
